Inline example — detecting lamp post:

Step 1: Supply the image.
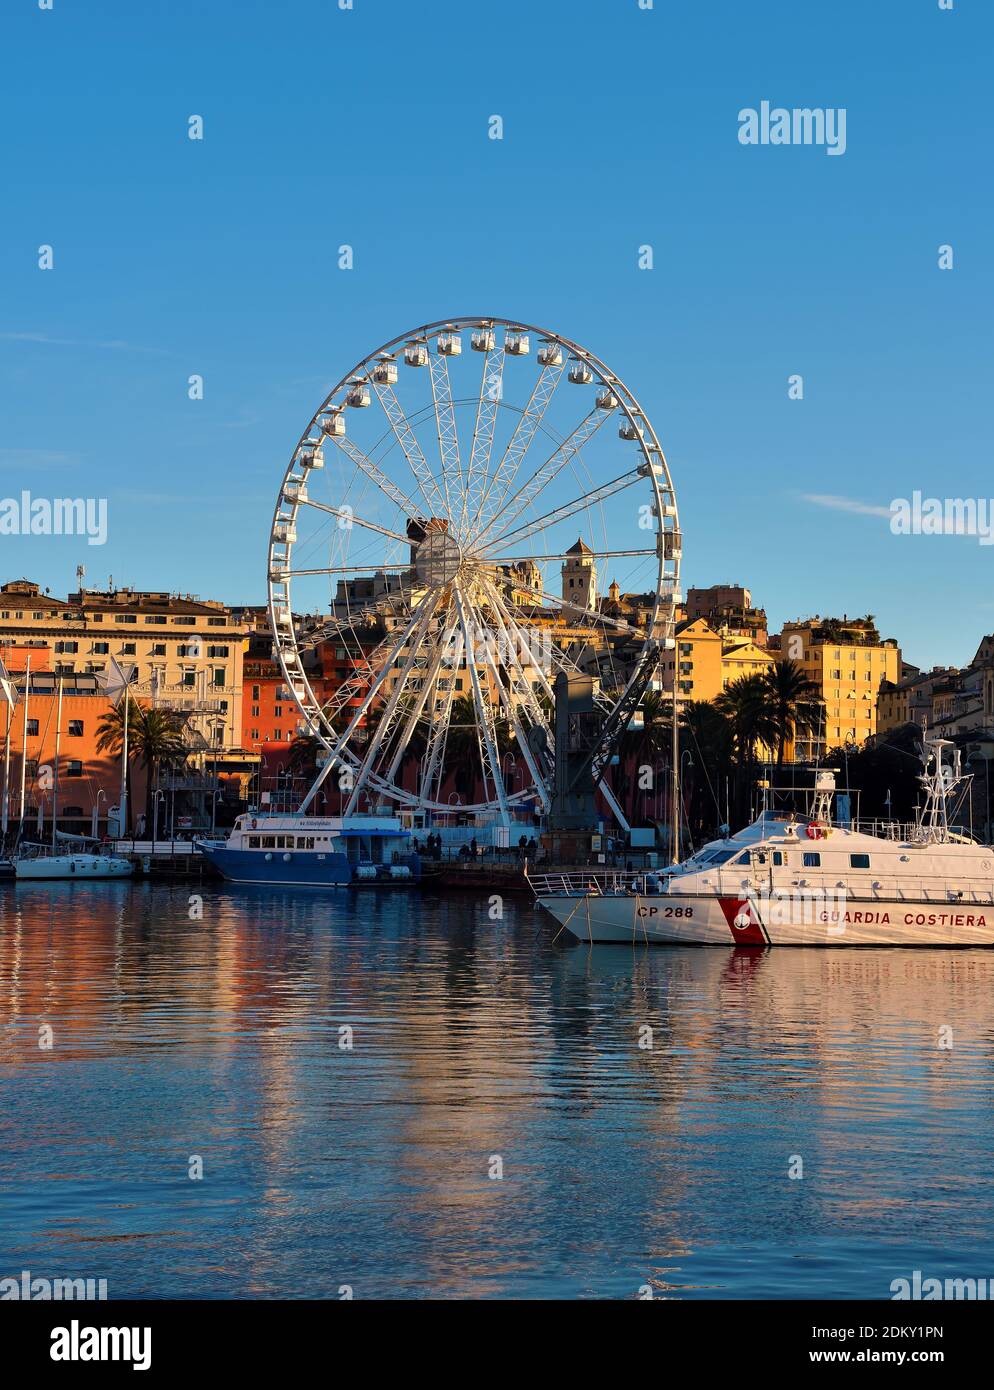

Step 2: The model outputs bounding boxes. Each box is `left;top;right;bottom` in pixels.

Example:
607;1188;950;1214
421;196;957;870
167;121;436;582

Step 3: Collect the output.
91;788;106;842
152;789;166;846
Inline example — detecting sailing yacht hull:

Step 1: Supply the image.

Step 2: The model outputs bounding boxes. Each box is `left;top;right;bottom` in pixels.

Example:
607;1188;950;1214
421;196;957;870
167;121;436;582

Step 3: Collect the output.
15;855;133;880
539;893;994;947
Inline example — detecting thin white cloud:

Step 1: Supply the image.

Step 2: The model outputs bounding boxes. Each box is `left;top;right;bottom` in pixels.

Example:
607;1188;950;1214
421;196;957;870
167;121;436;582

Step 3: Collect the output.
0;332;169;356
0;448;79;469
803;493;892;518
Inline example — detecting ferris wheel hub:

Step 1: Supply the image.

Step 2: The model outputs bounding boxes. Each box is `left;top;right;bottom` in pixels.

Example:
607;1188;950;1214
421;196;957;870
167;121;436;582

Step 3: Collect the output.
414;529;463;588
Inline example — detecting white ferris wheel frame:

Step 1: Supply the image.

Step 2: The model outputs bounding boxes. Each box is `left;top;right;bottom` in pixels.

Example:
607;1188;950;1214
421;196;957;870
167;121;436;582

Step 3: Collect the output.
266;316;682;824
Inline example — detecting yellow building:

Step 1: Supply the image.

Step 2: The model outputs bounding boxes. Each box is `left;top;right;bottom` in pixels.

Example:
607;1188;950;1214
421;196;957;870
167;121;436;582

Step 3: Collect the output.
778;617;900;755
661;618;723;705
720;635;775;686
0;578;251;754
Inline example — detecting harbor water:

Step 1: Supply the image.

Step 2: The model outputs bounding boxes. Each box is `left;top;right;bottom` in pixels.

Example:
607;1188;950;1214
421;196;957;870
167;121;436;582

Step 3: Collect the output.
2;882;994;1299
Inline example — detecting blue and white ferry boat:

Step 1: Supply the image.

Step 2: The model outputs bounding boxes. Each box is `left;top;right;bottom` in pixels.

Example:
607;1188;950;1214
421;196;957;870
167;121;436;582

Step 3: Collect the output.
197;813;420;887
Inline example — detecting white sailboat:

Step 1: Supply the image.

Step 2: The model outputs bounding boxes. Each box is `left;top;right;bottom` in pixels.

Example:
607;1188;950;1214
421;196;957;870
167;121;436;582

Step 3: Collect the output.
13;666;133;882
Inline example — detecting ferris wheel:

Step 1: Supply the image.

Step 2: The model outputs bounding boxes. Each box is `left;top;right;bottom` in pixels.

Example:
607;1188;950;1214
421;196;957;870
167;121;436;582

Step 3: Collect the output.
267;316;681;826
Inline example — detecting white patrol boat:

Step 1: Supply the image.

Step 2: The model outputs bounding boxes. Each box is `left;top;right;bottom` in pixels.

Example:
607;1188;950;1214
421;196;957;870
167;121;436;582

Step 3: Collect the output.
531;741;994;946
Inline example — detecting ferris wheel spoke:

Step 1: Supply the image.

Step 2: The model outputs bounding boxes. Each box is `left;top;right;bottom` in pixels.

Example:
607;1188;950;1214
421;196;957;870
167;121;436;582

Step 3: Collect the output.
453;585;511;827
332;434;422;521
459;341;506;538
367;366;449;519
320;637;395;716
473;406;613;549
427;352;464;528
478;468;644;554
298;589;437;812
298;601;407;656
469;353;567;540
487;548;657;566
342;591;443;815
480;576;556;714
469;596;551;814
298;497;412;546
385;601;460;784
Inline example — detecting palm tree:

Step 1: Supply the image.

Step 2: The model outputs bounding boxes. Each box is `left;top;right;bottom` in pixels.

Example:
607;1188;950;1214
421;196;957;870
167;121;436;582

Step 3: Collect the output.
715;675;774;766
762;659;824;771
96;697;188;834
680;699;734;837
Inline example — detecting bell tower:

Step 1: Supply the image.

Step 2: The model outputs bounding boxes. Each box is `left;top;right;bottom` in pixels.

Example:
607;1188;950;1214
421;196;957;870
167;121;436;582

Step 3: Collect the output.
561;538;597;611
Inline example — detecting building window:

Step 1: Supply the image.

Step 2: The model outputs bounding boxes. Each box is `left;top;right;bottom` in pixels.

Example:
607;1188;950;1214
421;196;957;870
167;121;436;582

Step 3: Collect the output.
208;617;226;626
152;643;166;656
68;720;84;736
251;704;260;718
121;643;136;655
145;615;167;624
213;668;226;688
207;645;229;659
251;685;260;701
26;719;39;737
93;641;109;654
274;705;283;718
114;614;137;624
55;641;79;654
183;670;196;687
65;760;84;777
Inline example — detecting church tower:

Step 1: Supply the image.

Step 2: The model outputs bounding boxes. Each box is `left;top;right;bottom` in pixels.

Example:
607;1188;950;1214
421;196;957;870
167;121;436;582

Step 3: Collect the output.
561;538;597;611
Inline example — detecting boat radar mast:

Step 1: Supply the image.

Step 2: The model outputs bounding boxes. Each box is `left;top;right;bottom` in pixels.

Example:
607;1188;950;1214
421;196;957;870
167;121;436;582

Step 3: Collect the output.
911;737;971;845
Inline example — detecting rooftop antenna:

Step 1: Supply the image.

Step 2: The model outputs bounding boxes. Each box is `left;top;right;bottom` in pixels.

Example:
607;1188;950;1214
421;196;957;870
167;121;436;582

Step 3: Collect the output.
76;563;86;595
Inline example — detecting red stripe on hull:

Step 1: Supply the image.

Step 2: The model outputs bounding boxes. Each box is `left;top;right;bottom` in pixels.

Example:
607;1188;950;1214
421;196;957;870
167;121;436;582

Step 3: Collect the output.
719;898;767;945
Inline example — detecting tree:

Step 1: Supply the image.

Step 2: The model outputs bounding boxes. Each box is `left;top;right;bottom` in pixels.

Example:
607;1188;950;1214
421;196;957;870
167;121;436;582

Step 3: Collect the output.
96;697;189;834
762;659;824;771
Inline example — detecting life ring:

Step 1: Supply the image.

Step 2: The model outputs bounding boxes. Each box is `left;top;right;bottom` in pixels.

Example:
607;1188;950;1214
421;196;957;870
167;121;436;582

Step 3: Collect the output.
806;821;827;840
251;818;258;830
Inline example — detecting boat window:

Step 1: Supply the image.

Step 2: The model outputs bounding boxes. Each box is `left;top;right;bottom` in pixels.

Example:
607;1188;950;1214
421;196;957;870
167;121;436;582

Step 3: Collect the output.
753;851;767;865
772;851;785;866
261;837;276;848
707;849;742;866
248;836;260;848
802;852;821;868
849;853;870;869
298;836;315;849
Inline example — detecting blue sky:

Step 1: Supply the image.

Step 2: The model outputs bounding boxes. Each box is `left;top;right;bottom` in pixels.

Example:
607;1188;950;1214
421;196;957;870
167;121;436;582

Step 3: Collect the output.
1;0;991;670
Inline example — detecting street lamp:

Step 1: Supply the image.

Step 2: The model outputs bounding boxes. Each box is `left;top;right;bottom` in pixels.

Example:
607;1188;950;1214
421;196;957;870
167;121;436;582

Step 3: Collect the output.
152;789;166;846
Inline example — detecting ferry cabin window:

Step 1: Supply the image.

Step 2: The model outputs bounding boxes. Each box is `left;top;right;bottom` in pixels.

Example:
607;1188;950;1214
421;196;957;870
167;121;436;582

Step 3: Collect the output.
261;836;276;848
802;852;821;868
772;851;785;866
248;836;260;848
849;853;871;869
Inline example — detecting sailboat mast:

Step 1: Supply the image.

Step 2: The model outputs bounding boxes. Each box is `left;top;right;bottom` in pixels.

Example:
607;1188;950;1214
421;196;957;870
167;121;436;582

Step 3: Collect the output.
51;674;64;851
18;654;31;836
120;688;129;836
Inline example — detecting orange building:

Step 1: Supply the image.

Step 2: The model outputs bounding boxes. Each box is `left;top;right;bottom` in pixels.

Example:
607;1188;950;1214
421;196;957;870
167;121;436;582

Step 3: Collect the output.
0;642;147;840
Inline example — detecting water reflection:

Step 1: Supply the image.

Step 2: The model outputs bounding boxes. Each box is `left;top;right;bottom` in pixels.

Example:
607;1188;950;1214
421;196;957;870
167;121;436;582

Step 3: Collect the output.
2;882;994;1298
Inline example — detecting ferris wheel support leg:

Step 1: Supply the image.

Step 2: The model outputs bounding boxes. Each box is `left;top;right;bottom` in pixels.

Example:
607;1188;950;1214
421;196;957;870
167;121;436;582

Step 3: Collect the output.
453;586;512;830
599;779;631;835
297;592;435;813
472;602;551;815
343;591;442;817
385;601;460;785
